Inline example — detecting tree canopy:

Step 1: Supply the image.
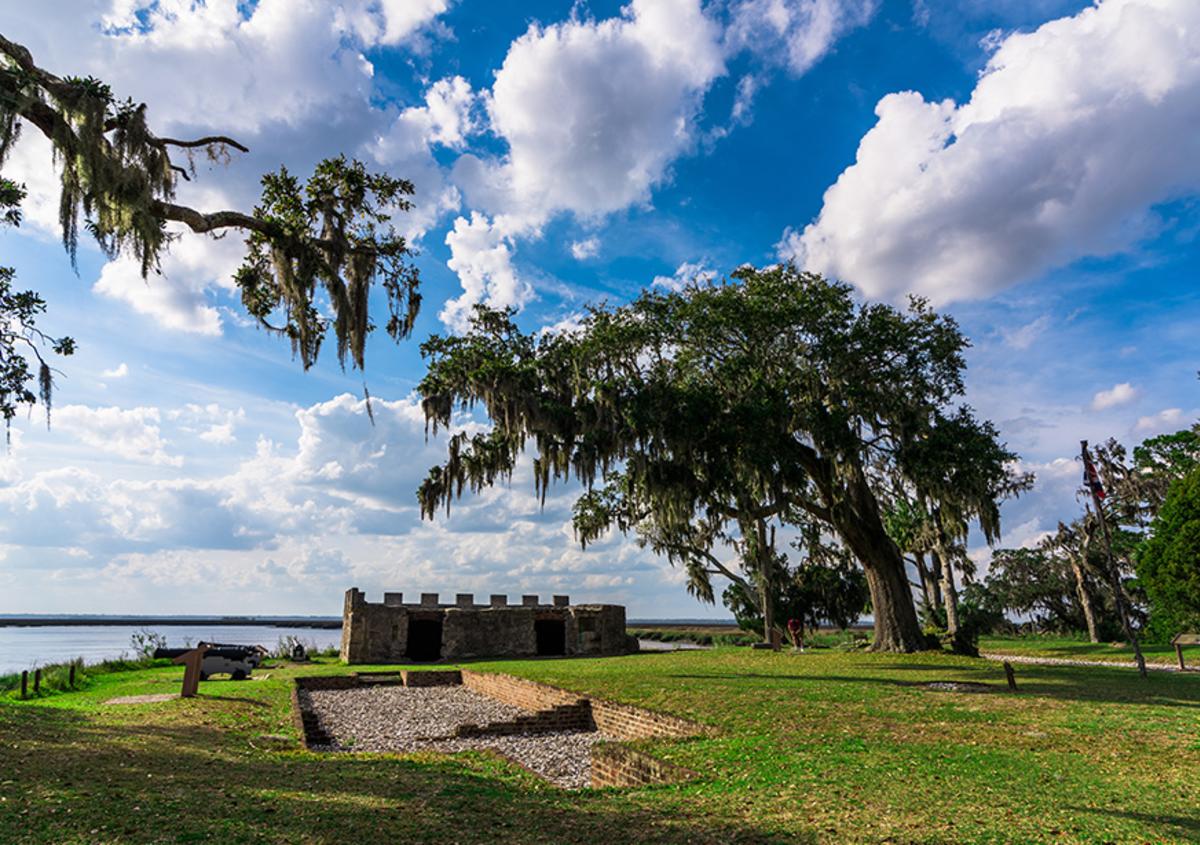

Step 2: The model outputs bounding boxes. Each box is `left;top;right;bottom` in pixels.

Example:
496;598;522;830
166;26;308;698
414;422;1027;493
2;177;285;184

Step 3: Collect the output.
417;265;1022;652
0;33;422;423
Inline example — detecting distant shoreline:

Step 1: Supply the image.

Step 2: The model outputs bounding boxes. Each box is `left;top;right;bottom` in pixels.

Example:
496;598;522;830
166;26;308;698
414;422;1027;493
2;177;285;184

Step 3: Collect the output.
0;616;343;629
0;615;741;629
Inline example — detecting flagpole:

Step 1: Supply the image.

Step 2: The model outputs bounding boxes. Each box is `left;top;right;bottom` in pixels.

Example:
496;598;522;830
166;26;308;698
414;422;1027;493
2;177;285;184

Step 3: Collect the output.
1081;440;1147;678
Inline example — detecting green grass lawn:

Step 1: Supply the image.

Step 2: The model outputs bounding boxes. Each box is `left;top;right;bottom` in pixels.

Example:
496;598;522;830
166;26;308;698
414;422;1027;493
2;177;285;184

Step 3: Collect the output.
1;648;1198;844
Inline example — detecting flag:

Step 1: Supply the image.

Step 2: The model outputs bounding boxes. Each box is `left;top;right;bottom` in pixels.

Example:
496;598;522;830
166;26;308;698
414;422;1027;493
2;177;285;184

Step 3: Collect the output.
1083;452;1106;500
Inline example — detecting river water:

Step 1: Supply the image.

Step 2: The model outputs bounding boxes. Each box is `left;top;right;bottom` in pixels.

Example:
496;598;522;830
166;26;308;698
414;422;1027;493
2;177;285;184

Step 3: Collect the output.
0;625;344;675
0;624;717;675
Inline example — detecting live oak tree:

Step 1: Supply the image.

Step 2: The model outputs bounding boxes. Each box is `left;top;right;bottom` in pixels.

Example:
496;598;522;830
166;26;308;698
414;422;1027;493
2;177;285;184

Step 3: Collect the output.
416;266;1021;652
985;545;1118;637
984;547;1075;632
0;34;422;425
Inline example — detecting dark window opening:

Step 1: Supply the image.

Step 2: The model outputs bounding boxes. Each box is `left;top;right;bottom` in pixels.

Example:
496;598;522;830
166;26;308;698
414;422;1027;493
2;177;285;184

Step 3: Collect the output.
406;617;443;661
535;619;566;656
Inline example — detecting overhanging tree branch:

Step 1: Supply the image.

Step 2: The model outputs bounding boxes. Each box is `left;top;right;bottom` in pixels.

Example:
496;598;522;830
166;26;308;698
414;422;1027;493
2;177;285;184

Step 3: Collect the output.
0;33;422;376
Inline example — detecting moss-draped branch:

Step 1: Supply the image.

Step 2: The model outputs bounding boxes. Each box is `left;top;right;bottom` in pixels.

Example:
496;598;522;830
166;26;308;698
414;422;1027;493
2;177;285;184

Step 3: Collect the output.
0;33;421;374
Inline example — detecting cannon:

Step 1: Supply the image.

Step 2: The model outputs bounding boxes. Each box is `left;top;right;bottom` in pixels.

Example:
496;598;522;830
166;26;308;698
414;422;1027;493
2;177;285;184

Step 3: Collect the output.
154;643;267;681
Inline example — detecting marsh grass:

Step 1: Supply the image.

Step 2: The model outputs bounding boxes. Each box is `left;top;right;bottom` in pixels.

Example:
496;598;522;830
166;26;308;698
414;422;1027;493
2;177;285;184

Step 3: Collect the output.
0;656;170;699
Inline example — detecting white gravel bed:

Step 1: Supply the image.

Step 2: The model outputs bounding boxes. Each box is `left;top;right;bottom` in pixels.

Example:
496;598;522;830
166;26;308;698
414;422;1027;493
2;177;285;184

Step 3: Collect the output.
306;685;528;740
302;685;609;788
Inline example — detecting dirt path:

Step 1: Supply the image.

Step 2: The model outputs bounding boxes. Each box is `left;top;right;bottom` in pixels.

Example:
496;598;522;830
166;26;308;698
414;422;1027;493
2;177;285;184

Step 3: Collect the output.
980;652;1186;673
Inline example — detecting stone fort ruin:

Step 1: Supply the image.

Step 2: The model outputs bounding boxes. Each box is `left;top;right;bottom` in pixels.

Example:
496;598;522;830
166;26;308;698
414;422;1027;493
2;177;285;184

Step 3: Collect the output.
340;589;634;663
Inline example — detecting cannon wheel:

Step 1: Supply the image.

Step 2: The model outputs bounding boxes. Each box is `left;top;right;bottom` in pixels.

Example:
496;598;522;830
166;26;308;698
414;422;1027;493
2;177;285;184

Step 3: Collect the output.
231;669;247;681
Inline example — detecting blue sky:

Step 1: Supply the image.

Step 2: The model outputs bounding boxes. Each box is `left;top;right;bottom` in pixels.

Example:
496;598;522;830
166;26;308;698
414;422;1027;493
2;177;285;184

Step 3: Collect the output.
1;0;1197;617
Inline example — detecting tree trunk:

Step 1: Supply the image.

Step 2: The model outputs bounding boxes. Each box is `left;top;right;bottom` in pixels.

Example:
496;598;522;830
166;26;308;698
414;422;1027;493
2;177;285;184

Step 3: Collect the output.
861;558;926;652
1071;558;1099;643
935;543;960;638
914;551;938;615
835;477;925;652
757;519;775;646
929;553;943;610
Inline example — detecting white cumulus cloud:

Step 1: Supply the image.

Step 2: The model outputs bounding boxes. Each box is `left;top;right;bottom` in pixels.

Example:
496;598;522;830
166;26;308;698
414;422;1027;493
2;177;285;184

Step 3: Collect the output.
570;237;601;260
787;0;1200;304
652;260;718;291
726;0;877;75
1091;382;1140;411
1135;407;1187;432
440;213;533;332
54;405;182;466
439;0;725;326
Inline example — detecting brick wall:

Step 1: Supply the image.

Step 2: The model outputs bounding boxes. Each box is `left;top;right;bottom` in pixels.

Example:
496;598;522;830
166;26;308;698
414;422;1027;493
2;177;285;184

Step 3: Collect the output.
401;669;462;687
460;670;710;741
455;701;593;737
590;743;697;788
460;670;586;710
590;699;707;740
295;675;360;692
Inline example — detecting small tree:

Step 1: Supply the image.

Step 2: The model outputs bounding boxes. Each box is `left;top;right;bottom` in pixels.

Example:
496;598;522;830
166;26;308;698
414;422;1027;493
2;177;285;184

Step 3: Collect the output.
985;545;1125;639
724;558;868;643
1042;520;1104;642
1137;467;1200;636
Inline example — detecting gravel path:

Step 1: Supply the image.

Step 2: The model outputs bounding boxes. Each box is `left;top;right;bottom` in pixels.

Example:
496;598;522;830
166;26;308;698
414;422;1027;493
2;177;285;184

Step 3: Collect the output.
981;652;1183;672
302;685;609;788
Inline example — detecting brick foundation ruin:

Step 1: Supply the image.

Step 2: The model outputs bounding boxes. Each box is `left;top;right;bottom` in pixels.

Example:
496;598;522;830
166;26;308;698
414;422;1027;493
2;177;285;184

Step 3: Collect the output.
339;588;635;663
292;669;708;788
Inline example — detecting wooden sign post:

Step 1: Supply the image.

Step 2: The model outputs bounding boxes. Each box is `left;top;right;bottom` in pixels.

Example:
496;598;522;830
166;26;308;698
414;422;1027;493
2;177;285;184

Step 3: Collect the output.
172;644;211;698
1173;632;1200;671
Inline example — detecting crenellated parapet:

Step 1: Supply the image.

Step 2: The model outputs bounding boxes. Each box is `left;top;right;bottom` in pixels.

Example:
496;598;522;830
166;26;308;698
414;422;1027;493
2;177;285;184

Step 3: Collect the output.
339;589;633;664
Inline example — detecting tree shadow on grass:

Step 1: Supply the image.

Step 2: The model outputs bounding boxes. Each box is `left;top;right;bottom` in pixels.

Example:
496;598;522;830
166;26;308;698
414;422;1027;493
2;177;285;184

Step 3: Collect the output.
1064;805;1200;839
0;702;803;845
195;693;270;707
663;666;1200;709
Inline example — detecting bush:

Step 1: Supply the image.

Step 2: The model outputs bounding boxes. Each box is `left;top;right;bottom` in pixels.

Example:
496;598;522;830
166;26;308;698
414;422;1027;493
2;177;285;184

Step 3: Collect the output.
129;627;167;659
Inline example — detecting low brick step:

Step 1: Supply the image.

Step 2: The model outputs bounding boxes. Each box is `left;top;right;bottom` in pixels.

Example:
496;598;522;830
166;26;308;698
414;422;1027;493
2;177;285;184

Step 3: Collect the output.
454;701;593;737
352;671;405;686
401;670;462;687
